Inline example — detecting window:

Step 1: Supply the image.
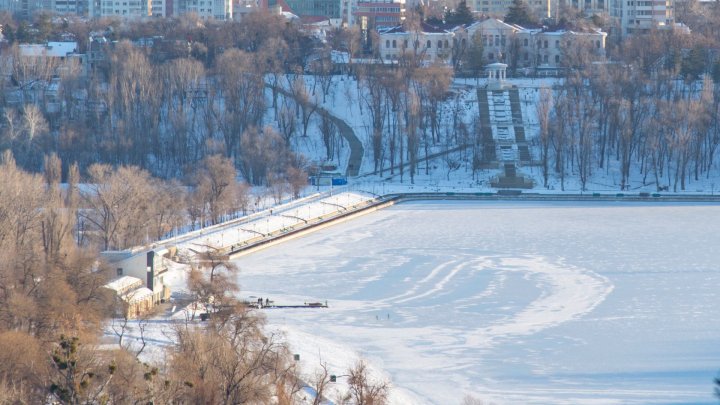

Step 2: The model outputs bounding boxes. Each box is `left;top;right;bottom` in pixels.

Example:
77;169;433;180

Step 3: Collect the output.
117;268;123;276
544;40;548;48
427;40;431;48
501;35;505;46
555;40;559;48
488;52;494;60
438;40;442;48
523;38;528;46
495;35;500;46
392;39;397;48
524;52;528;61
596;40;601;48
445;40;449;48
404;39;408;48
386;40;390;48
543;54;548;62
555;55;560;63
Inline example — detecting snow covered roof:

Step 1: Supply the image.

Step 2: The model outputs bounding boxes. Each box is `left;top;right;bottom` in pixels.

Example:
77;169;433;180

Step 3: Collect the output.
105;276;144;295
19;41;78;58
379;21;452;35
123;287;154;304
465;18;523;32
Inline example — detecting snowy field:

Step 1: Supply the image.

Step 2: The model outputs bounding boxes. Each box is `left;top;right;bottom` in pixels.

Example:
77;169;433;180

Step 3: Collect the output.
233;201;720;404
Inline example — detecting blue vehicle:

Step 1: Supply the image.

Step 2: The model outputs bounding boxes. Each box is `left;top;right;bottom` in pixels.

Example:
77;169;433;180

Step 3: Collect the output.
309;171;347;186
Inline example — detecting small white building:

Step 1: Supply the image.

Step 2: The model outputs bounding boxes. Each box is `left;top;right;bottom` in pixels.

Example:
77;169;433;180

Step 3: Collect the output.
104;276;155;319
101;248;172;307
377;22;454;64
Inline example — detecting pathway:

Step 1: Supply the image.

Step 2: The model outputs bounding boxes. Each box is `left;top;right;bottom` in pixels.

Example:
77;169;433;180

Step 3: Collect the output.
270;85;364;177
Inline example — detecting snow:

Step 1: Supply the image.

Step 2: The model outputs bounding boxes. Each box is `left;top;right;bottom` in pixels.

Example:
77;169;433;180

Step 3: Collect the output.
104;275;144;294
232;200;720;404
173;191;377;256
123;287;154;304
100;73;720;403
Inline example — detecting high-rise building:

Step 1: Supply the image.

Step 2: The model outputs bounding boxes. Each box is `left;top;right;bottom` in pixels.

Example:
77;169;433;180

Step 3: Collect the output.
92;0;151;17
283;0;341;19
350;0;405;29
173;0;232;19
0;0;231;19
611;0;673;36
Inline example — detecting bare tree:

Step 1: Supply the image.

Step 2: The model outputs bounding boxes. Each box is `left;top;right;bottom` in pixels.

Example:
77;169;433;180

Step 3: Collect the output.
79;164;155;250
191;154;240;225
536;88;553;188
346;360;390;405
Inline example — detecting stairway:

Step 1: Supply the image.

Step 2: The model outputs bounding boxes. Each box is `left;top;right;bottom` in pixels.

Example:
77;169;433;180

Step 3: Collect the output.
477;89;496;163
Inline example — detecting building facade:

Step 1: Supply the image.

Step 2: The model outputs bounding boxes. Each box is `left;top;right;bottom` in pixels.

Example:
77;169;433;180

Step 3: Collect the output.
284;0;341;19
344;0;405;29
101;248;172;307
173;0;232;19
378;22;454;64
611;0;674;36
473;0;554;20
455;18;606;72
104;276;155;319
92;0;151;18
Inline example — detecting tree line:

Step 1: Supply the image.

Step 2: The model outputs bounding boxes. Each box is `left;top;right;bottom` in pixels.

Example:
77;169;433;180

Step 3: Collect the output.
0;151;391;404
0;12;324;183
537;29;720;192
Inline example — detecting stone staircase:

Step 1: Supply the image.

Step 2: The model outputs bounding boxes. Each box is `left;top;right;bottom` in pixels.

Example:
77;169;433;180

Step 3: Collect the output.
509;89;531;164
477;89;497;164
477;86;533;189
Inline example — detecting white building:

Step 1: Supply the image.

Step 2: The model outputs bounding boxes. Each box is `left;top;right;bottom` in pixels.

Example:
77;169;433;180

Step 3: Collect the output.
456;18;606;72
19;41;79;58
101;248;172;306
104;276;156;319
377;22;455;64
91;0;151;18
173;0;232;20
611;0;674;36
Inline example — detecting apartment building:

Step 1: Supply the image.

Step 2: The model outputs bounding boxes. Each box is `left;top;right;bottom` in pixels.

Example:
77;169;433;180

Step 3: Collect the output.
474;0;554;20
174;0;232;19
92;0;151;17
611;0;674;36
351;0;405;29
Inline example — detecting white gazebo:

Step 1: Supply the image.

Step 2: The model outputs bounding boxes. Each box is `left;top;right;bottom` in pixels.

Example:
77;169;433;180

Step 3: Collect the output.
486;62;508;89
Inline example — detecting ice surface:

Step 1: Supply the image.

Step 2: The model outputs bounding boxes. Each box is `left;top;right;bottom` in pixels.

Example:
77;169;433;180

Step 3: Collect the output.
233;201;720;404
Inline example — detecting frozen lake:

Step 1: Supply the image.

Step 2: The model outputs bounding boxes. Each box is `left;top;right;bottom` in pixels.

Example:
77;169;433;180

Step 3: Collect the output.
234;201;720;404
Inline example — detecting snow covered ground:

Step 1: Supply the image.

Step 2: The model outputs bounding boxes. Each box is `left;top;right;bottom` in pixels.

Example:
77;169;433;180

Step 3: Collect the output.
233;200;720;404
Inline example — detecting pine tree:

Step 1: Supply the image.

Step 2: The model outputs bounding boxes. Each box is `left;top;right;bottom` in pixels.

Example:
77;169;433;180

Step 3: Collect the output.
446;0;475;25
504;0;536;26
465;31;485;76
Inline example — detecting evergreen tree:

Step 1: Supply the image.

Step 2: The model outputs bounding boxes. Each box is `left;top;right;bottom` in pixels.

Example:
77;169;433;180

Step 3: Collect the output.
465;31;485;76
445;0;475;25
504;0;536;26
680;46;706;80
711;59;720;82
